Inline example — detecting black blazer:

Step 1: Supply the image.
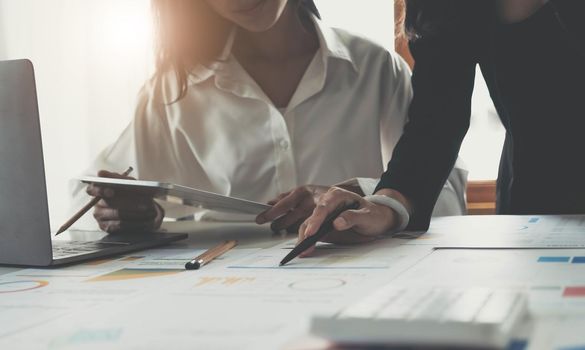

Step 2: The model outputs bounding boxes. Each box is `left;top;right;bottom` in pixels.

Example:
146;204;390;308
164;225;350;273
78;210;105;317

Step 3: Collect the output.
376;0;585;230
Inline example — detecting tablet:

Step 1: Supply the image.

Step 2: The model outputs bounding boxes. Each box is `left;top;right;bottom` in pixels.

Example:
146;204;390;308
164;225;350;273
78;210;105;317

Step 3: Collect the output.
80;177;271;215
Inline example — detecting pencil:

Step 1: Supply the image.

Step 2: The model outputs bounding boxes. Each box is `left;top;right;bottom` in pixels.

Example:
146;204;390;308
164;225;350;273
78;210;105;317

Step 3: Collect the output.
279;202;360;266
55;167;134;236
185;240;238;270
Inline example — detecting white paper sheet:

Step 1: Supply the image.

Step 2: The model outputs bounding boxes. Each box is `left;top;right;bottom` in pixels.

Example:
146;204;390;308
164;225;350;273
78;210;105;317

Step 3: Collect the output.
526;316;585;350
228;238;433;270
390;248;585;316
399;215;585;248
0;241;434;350
0;248;259;340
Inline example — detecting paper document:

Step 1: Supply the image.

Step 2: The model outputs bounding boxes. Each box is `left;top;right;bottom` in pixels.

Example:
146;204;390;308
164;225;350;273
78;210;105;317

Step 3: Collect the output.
0;247;258;339
0;268;405;350
527;316;585;350
390;248;585;316
0;240;434;350
228;238;433;270
400;215;585;248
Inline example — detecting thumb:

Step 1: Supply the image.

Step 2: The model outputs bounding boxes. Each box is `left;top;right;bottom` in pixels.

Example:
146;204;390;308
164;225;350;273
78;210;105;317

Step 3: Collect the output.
332;209;366;231
97;170;135;180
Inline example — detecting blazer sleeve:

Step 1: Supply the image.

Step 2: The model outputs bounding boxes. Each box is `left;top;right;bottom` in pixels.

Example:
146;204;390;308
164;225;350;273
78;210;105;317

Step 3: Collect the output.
375;21;482;231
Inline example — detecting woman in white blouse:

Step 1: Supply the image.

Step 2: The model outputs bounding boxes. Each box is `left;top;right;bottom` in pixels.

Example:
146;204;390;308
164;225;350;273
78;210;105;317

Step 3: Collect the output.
78;0;467;233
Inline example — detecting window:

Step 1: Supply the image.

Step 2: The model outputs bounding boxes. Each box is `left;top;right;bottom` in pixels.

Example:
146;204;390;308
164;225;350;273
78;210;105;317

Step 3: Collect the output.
460;68;506;181
0;0;154;227
315;0;394;50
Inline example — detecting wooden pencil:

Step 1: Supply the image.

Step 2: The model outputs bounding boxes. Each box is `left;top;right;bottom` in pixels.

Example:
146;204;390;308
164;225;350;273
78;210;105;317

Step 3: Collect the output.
185;240;238;270
55;166;133;236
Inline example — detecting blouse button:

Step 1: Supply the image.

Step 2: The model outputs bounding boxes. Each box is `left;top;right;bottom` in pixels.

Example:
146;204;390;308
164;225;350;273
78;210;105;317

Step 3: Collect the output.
279;139;290;150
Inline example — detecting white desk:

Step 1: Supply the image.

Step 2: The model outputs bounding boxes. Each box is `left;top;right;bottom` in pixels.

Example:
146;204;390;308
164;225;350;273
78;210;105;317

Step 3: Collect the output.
1;216;585;349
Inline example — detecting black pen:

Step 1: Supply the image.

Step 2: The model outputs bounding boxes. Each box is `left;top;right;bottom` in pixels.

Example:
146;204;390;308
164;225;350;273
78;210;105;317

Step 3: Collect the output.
279;202;360;266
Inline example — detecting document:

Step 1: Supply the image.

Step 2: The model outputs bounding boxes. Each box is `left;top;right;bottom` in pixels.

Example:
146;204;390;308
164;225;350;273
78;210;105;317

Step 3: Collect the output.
227;238;430;270
527;316;585;350
0;268;400;350
390;248;585;316
400;215;585;248
0;240;433;350
0;247;258;339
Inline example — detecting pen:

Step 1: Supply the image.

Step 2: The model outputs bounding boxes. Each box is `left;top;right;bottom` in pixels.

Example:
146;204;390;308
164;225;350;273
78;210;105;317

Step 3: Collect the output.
55;167;134;236
279;202;360;266
185;240;238;270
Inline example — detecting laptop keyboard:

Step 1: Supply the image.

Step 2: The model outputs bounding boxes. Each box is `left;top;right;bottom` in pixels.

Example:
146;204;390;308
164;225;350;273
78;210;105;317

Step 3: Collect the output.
52;240;129;259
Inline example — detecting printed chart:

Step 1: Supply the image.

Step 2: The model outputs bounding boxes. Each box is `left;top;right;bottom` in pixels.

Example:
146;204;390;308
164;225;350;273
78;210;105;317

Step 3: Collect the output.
391;249;585;315
87;268;185;282
227;239;425;270
0;280;48;294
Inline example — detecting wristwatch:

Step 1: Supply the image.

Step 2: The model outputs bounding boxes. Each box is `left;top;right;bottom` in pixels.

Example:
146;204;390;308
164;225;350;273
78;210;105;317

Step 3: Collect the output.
363;194;410;233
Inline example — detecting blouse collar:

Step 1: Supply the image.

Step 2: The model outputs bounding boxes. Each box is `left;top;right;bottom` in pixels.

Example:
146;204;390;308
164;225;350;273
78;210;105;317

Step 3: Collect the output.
188;16;358;86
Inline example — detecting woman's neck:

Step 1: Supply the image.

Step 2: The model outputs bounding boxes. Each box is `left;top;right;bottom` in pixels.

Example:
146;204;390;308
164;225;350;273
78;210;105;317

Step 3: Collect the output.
233;4;318;61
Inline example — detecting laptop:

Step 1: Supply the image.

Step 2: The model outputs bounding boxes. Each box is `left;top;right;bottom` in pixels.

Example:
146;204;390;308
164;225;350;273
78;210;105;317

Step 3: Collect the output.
0;59;187;267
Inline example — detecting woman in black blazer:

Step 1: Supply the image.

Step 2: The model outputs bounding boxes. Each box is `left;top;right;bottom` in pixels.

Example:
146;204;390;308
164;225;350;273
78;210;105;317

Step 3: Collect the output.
260;0;585;253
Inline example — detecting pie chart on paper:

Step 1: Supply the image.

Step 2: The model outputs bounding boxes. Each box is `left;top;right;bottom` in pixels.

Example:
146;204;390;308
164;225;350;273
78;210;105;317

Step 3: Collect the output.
0;280;49;293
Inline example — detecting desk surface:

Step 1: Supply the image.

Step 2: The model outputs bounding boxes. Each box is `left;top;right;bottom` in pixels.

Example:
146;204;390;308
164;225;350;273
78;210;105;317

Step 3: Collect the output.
2;215;585;350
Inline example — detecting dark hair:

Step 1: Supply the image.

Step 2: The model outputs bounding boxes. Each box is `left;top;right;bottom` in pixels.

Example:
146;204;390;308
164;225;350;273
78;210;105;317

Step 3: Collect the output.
152;0;320;102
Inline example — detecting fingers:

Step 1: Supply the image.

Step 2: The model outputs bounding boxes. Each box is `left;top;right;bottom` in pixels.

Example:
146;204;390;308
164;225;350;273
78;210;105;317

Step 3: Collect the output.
256;188;309;224
301;187;364;238
87;170;136;198
270;204;312;232
291;191;403;258
296;221;316;258
86;170;162;234
332;208;368;231
333;205;397;237
93;204;157;222
294;188;365;258
86;184;115;198
93;198;162;234
269;191;316;231
97;170;135;180
266;191;290;206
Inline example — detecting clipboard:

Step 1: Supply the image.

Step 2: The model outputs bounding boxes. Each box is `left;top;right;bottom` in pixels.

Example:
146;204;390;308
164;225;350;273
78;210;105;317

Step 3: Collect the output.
80;177;271;215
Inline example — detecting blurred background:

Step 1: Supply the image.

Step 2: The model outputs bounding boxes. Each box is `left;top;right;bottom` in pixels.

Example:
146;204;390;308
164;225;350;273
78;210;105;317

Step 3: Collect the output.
0;0;504;228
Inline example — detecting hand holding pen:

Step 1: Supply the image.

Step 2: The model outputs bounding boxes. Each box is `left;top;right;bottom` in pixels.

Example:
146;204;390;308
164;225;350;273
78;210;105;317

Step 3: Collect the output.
281;187;400;265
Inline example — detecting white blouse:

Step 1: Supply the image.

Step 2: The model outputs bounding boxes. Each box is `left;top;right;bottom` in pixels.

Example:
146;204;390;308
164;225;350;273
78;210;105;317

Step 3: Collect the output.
72;18;467;224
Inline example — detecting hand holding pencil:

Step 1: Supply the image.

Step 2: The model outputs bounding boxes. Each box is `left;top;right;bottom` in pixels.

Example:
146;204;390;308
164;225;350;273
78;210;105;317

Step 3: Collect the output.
56;167;165;235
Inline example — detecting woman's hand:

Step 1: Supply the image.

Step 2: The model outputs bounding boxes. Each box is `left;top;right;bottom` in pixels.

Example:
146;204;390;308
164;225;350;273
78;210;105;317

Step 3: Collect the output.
296;187;401;257
256;185;330;232
87;170;164;234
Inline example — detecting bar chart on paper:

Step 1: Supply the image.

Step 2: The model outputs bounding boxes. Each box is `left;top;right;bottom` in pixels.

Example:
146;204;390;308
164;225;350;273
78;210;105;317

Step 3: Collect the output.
390;249;585;315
